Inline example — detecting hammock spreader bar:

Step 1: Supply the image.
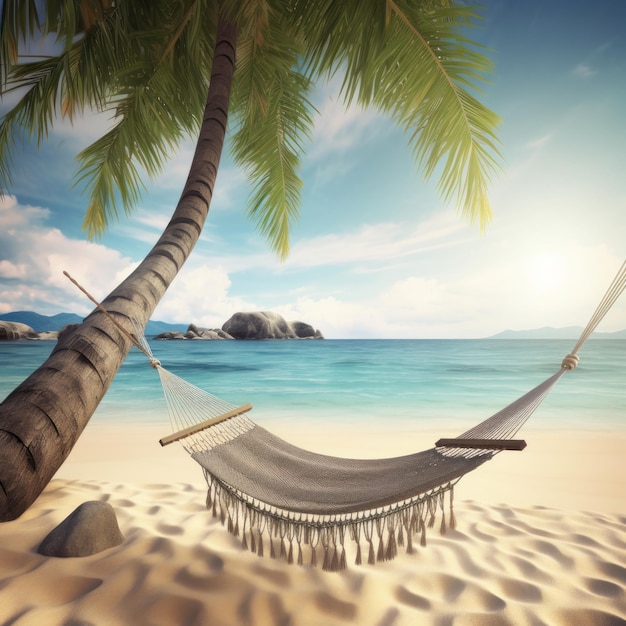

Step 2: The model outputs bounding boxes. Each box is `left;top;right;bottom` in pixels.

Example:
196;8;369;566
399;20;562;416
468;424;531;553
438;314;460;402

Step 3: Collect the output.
435;438;527;450
159;403;253;447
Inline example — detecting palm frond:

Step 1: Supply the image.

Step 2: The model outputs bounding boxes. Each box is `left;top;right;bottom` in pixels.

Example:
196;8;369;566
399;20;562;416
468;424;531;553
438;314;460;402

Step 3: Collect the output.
0;0;41;89
0;3;127;191
1;0;503;253
1;0;216;232
236;70;314;259
379;1;501;224
74;0;217;236
0;55;68;191
295;0;502;226
230;0;315;258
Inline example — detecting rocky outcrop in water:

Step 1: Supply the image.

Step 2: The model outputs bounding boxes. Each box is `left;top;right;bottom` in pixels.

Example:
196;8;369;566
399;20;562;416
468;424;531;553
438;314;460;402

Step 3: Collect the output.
0;321;41;340
1;312;322;341
222;311;323;340
154;323;234;340
186;323;234;340
154;312;323;340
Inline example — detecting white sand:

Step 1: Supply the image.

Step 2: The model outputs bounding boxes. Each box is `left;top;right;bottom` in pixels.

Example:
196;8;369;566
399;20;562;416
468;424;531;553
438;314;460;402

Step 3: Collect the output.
0;423;625;625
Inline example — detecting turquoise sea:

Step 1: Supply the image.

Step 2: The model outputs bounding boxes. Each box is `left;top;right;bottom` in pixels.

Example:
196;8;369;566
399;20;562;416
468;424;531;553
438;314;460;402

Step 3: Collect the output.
0;339;624;432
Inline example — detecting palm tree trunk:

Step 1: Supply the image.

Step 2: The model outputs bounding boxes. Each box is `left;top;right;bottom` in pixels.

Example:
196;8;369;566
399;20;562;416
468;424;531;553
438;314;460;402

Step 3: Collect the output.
0;19;237;522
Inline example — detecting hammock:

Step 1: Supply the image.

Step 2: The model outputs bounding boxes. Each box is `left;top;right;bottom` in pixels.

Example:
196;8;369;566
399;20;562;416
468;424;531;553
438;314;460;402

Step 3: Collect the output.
65;260;626;570
150;361;568;570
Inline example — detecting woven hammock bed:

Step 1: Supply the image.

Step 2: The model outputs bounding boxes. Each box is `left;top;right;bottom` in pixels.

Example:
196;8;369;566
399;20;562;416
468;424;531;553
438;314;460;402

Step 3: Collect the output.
151;366;565;570
68;260;626;570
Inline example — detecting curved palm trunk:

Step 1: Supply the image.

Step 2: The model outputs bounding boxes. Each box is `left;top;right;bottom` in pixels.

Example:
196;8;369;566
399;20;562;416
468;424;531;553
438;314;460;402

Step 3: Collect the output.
0;20;237;522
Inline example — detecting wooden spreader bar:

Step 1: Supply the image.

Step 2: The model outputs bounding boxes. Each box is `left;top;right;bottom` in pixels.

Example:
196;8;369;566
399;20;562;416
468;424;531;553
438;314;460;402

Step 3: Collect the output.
160;403;253;447
435;438;527;451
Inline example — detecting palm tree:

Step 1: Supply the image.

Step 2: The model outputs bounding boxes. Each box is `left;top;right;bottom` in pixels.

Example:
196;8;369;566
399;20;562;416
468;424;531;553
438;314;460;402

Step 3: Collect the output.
0;0;502;521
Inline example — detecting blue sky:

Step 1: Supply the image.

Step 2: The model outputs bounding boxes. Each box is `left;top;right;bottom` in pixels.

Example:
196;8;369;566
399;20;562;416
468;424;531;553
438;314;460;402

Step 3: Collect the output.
1;0;625;338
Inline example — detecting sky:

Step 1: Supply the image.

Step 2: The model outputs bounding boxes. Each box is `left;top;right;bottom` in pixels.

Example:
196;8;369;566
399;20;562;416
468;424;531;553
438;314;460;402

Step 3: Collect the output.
1;0;625;339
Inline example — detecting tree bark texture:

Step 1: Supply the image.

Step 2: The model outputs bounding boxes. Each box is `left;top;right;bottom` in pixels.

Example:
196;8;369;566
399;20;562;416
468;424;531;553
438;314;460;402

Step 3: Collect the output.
0;20;237;521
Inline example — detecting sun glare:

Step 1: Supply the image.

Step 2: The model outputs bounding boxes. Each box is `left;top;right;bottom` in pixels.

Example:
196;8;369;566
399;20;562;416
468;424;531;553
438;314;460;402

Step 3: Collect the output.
526;252;566;292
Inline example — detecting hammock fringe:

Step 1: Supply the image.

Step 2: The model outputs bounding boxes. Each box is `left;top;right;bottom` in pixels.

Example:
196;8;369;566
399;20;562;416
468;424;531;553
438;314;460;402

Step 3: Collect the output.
201;468;456;570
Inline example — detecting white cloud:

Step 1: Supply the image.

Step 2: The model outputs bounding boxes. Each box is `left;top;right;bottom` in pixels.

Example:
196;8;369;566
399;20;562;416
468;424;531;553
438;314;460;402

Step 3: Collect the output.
1;190;623;339
380;276;464;323
284;211;468;270
0;260;29;280
525;134;552;150
184;210;470;281
268;241;626;339
276;295;385;338
50;108;115;145
212;167;249;210
306;77;384;185
115;207;173;246
309;97;380;160
154;263;256;328
0;195;136;315
573;64;596;78
0;194;17;210
0;194;50;228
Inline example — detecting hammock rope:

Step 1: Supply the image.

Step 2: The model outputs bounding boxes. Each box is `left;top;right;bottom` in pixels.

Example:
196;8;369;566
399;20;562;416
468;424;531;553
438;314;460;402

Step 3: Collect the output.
570;258;626;355
64;259;626;570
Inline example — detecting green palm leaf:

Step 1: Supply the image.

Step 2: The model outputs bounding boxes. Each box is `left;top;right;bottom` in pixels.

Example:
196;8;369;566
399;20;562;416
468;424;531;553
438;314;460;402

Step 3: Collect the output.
230;1;315;258
296;0;501;226
1;0;502;252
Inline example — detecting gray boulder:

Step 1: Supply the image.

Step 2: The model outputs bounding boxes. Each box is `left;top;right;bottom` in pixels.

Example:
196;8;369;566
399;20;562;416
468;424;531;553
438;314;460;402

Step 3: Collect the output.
152;313;323;340
38;501;124;557
222;311;323;340
0;321;38;341
291;321;323;339
154;330;186;340
185;323;233;340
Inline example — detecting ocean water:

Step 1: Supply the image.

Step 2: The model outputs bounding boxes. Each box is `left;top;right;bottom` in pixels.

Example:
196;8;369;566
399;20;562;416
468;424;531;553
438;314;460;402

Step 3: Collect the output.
1;338;624;434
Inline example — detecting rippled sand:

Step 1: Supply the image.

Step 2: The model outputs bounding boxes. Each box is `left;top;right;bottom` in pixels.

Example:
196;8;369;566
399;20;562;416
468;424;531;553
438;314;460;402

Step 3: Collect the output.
0;484;624;625
0;425;624;625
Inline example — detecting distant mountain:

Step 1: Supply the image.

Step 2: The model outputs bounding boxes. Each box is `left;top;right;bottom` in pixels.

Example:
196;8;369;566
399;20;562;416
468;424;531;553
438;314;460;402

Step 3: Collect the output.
0;311;186;336
0;311;82;332
489;326;626;340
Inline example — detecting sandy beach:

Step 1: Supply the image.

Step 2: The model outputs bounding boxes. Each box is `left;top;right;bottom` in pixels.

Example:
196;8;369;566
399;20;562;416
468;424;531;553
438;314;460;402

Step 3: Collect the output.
0;422;625;625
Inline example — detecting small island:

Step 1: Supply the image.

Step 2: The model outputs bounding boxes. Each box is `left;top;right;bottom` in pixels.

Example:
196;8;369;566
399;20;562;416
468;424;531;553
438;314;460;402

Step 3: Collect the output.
155;311;324;341
0;311;324;341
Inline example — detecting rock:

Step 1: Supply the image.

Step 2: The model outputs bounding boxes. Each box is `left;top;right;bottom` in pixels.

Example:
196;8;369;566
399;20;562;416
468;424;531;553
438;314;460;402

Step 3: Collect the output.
183;324;233;340
195;329;232;340
186;323;202;337
291;321;323;339
222;311;290;339
0;321;38;341
38;501;124;558
222;311;323;340
154;330;186;340
152;313;322;341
